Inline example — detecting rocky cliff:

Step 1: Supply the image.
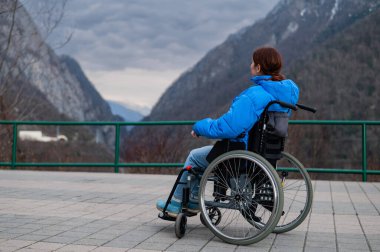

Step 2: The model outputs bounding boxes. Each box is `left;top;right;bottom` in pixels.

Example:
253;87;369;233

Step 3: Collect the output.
0;0;116;123
0;0;120;165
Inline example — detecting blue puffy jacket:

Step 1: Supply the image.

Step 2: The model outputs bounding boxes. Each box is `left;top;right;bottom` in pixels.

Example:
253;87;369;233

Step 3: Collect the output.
192;75;299;147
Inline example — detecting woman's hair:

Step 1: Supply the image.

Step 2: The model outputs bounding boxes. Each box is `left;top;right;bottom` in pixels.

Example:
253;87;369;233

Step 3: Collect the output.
252;47;285;81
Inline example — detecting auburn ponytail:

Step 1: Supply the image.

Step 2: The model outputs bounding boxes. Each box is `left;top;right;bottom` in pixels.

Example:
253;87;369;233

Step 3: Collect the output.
252;47;285;81
271;73;286;81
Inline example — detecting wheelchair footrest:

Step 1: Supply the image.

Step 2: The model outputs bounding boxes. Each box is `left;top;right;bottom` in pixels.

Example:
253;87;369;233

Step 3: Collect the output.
158;210;198;222
183;211;198;217
158;212;176;221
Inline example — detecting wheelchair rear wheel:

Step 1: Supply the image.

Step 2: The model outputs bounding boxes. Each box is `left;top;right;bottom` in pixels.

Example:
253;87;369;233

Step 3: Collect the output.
273;152;313;233
199;150;284;245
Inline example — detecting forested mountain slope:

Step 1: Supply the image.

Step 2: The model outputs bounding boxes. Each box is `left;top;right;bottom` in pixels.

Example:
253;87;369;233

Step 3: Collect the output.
124;0;380;180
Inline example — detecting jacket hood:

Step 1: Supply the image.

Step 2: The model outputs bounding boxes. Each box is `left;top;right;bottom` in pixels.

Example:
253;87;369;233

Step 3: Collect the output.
250;75;299;111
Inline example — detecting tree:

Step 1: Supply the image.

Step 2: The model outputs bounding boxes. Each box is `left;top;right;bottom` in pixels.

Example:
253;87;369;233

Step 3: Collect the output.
0;0;70;164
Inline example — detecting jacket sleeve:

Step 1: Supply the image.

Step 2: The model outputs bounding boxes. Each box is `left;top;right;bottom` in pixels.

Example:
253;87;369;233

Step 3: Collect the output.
192;95;258;139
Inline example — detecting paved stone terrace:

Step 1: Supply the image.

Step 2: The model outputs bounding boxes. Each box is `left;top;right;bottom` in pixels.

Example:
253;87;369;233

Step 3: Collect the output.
0;170;379;252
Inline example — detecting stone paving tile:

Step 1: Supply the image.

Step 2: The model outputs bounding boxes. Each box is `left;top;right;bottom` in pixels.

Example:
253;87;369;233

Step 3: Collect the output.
166;244;206;252
16;248;49;252
58;231;93;239
0;232;23;239
0;171;379;252
273;238;304;247
16;234;51;242
306;233;335;243
304;247;336;252
142;231;180;244
271;245;303;252
0;239;35;251
24;241;66;251
306;241;336;249
29;228;63;236
17;223;50;230
86;232;121;240
69;226;103;234
201;246;240;252
102;239;136;249
338;242;371;251
371;244;380;251
128;249;162;252
91;247;126;252
43;235;81;244
3;227;36;235
33;217;67;225
0;222;25;229
204;238;238;249
55;244;97;251
72;237;109;246
43;225;76;232
234;247;269;252
134;241;171;251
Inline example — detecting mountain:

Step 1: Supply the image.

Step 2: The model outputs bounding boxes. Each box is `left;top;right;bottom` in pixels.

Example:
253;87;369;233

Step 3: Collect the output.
288;8;380;120
59;55;117;121
108;100;143;122
0;0;116;123
122;102;151;117
0;0;121;168
124;0;380;179
145;0;379;121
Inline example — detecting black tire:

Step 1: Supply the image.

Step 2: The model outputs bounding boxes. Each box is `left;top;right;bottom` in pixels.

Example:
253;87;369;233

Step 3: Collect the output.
199;150;283;245
273;152;313;233
200;213;206;227
175;213;187;238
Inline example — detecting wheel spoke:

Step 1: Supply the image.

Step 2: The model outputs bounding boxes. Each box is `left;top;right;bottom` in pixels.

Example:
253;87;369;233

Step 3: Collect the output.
273;152;313;233
199;151;284;244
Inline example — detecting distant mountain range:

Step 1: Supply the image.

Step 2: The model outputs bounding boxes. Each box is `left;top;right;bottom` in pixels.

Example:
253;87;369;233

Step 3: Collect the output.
124;0;380;179
108;100;143;122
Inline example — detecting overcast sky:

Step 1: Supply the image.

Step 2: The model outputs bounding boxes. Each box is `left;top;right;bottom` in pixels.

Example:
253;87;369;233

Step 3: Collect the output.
23;0;279;114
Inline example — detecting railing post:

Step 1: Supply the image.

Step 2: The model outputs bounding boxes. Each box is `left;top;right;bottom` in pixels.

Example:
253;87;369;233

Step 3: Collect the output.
362;123;367;182
114;123;121;173
11;123;18;170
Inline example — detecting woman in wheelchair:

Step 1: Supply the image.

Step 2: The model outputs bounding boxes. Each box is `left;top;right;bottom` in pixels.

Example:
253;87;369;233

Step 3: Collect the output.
157;46;299;216
156;47;314;244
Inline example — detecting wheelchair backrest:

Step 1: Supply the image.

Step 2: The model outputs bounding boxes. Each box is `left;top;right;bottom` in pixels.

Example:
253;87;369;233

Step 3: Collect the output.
247;105;290;167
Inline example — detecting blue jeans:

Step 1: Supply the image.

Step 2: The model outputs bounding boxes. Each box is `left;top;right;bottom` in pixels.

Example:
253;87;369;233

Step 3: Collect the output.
173;145;213;201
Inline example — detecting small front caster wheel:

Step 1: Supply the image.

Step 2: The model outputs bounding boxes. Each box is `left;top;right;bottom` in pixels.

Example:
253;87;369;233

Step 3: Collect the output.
175;213;187;238
200;207;222;227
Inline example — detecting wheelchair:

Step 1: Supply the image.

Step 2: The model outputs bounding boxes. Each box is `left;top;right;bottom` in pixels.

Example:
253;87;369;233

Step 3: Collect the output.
158;100;316;245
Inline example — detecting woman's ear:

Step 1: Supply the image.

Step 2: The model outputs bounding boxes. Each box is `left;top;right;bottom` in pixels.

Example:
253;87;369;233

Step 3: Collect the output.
256;64;261;73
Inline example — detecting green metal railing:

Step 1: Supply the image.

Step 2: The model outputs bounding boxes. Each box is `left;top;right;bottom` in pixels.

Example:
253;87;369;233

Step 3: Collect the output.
0;120;379;181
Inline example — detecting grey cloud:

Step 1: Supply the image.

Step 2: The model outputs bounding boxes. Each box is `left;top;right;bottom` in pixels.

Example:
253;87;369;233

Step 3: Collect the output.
24;0;279;72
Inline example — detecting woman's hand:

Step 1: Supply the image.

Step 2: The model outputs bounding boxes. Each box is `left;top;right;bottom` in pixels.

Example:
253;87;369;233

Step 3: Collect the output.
191;130;199;138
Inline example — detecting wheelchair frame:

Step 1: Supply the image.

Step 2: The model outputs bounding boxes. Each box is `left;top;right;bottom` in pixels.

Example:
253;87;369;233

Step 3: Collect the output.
158;100;316;244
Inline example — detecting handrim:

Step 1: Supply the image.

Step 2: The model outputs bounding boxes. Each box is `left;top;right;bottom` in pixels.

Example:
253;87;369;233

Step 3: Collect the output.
199;150;284;245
